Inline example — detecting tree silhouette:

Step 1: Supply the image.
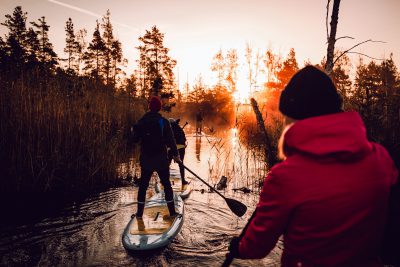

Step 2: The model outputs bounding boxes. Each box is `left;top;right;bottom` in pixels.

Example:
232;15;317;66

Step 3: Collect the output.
110;39;124;86
31;16;58;72
124;73;138;97
25;27;40;69
84;20;105;83
137;25;176;97
354;57;399;145
101;10;114;85
75;29;87;75
64;18;78;74
0;6;28;77
325;0;341;74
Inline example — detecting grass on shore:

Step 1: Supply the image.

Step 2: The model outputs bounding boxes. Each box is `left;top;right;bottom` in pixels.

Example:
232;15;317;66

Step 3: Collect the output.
0;78;144;196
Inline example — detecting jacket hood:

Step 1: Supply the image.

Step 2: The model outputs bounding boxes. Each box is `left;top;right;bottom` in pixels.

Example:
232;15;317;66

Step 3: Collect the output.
284;112;372;160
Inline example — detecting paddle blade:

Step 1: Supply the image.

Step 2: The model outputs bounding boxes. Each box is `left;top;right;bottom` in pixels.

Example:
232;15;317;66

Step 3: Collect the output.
225;198;247;217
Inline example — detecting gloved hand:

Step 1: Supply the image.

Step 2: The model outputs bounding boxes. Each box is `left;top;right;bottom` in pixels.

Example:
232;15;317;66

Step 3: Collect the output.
173;155;182;164
227;236;241;259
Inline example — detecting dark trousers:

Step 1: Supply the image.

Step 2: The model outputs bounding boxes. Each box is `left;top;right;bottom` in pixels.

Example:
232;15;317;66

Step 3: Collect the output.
168;148;186;182
178;148;185;181
136;167;175;216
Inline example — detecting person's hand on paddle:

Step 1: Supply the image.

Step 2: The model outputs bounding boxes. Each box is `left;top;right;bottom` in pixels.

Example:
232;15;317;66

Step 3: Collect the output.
227;236;241;259
173;155;182;165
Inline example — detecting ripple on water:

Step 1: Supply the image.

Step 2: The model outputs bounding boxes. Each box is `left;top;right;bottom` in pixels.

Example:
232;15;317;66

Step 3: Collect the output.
1;134;281;266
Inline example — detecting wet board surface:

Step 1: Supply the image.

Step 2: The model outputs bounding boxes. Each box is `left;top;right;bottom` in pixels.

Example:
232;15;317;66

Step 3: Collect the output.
157;177;192;199
129;206;176;235
122;193;184;251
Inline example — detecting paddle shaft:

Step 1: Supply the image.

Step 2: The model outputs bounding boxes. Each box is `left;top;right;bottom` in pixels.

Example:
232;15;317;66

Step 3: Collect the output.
182;164;227;200
222;209;257;267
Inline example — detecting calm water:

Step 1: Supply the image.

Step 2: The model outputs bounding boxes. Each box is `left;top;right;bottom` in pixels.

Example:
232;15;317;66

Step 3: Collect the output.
0;133;282;266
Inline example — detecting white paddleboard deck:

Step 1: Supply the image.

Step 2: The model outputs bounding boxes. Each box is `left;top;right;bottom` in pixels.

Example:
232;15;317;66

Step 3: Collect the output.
155;176;192;199
122;193;184;251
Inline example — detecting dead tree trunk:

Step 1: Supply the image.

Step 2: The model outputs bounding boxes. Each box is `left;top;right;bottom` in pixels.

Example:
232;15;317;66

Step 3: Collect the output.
250;98;277;168
325;0;341;74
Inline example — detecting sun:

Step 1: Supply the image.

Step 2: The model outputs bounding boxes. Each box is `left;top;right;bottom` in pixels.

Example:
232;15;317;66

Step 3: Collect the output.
233;73;252;104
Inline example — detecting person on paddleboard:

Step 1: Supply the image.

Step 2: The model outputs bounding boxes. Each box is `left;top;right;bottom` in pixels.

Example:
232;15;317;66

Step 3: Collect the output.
227;65;398;266
168;118;189;185
195;110;203;135
132;95;182;218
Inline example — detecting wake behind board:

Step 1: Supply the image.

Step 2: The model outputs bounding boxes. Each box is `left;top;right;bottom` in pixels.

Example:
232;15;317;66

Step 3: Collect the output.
155;176;192;199
122;193;184;252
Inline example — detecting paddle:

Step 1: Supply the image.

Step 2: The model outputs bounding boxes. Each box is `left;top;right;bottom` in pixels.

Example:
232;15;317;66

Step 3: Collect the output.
182;164;247;217
221;209;257;267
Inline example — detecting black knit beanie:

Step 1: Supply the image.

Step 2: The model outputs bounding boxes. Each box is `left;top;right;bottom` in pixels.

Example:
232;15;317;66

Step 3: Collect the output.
279;65;342;120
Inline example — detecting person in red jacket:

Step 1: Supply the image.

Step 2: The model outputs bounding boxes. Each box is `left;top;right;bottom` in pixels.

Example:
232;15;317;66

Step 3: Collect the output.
227;66;398;267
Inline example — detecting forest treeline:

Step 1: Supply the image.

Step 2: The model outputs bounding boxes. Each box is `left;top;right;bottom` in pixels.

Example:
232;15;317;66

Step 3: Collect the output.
198;45;400;166
1;5;399;196
0;6;234;195
0;6;143;195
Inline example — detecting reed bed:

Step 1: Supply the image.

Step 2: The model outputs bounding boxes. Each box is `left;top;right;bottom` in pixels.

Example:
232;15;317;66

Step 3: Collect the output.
0;79;144;195
204;106;283;195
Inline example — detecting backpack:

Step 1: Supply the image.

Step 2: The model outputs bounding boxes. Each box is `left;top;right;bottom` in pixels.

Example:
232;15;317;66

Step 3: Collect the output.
140;117;165;156
171;122;186;145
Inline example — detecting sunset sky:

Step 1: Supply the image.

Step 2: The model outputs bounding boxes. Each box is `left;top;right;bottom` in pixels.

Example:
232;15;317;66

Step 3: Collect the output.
1;0;399;98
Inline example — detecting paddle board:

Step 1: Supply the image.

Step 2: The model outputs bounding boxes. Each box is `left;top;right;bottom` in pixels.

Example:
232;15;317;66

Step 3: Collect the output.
122;193;184;251
155;176;192;199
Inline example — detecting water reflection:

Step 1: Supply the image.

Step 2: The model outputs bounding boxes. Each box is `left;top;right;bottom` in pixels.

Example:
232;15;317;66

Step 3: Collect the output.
0;131;280;267
195;136;201;162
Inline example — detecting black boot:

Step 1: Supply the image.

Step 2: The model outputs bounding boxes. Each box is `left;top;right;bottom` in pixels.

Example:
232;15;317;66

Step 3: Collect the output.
136;202;144;218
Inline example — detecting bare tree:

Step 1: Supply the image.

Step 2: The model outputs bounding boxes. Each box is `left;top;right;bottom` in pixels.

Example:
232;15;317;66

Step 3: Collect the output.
325;0;385;75
325;0;340;74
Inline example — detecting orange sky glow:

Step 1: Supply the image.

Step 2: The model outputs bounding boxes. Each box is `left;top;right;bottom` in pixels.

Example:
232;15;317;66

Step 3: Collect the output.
1;0;399;101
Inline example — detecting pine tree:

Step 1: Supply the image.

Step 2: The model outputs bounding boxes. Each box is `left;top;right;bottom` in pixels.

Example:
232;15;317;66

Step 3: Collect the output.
125;73;138;97
31;16;58;71
25;27;40;69
101;10;113;85
64;18;78;73
354;56;400;144
378;55;399;144
75;28;87;75
84;20;106;82
354;59;382;138
110;39;124;86
326;51;352;109
137;26;176;97
1;6;28;75
101;10;125;88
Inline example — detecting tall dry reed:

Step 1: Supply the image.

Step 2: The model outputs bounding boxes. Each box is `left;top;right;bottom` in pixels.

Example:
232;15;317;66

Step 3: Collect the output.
0;78;144;195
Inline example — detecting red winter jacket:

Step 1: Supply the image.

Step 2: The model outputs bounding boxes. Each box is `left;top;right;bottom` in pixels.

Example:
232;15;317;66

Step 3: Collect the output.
238;112;398;267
